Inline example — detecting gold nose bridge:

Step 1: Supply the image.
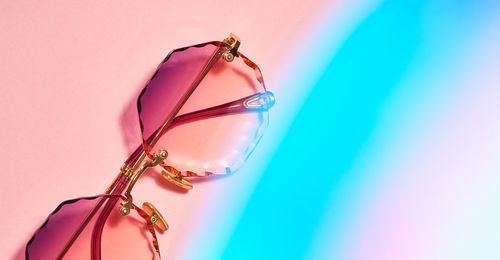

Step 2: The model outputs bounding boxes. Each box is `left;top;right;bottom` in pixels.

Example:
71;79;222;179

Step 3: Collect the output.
120;150;168;216
119;149;194;217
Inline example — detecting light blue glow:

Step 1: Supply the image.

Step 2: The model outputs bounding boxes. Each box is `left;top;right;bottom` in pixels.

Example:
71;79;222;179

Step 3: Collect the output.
219;1;500;259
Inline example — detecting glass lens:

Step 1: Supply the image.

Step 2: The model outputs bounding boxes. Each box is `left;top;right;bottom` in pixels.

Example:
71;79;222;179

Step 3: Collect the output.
138;40;272;176
26;195;159;259
155;52;269;176
138;42;222;157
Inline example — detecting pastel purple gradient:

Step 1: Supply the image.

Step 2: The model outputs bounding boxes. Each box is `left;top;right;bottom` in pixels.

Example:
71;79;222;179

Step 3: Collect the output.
137;42;219;157
136;41;272;176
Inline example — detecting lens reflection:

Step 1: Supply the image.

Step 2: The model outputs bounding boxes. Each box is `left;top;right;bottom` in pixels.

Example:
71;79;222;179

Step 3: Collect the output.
26;195;158;259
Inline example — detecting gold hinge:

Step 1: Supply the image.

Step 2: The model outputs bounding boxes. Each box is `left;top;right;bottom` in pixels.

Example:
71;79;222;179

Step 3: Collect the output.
223;33;241;62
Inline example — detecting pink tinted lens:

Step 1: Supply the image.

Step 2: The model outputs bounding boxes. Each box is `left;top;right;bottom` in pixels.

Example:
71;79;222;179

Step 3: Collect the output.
155;53;270;176
26;195;159;259
101;203;159;259
138;41;223;157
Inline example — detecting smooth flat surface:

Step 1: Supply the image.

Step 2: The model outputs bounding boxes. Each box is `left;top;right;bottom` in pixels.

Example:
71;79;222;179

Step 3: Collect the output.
2;1;500;259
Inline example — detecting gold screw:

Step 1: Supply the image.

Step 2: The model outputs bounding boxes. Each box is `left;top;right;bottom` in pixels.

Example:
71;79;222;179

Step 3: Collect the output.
158;149;168;159
224;53;234;62
120;206;130;216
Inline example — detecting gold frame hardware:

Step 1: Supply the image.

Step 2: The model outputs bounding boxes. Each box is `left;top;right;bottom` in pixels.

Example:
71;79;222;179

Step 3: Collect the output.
117;33;243;221
223;33;241;62
161;170;193;190
120;150;168;216
142;202;169;231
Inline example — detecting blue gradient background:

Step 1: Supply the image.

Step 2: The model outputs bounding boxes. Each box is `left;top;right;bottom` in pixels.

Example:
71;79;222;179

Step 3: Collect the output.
184;1;500;259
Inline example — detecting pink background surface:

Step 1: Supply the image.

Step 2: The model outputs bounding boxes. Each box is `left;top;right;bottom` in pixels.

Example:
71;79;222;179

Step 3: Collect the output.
0;1;337;259
3;1;500;260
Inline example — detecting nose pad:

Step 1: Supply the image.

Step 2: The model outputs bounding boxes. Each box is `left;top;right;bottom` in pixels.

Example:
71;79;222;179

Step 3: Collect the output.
161;168;193;190
142;202;169;231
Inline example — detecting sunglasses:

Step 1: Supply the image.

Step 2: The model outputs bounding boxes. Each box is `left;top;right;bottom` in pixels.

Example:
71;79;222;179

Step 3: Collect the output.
25;34;275;259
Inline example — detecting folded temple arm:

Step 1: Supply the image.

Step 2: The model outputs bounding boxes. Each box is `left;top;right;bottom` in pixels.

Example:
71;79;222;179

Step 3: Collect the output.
168;91;275;130
125;91;275;166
